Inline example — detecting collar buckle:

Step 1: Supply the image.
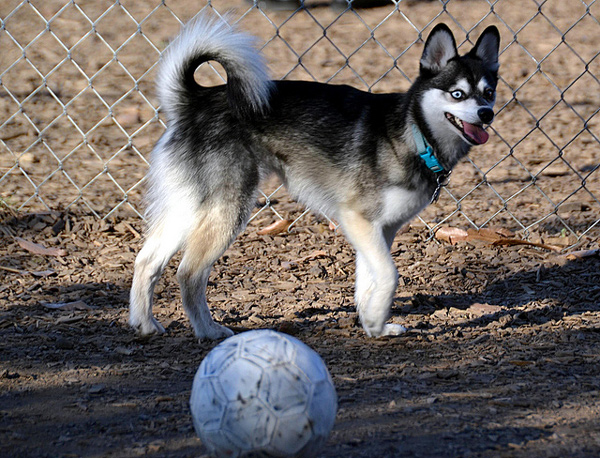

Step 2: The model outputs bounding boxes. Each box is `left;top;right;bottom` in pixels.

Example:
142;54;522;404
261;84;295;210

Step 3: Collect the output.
419;146;444;173
412;125;445;174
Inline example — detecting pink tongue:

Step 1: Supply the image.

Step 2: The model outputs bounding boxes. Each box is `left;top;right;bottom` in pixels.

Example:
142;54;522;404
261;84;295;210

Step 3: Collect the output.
463;122;489;145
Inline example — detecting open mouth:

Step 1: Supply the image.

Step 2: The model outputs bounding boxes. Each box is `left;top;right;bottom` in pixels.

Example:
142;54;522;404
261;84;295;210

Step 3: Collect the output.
445;112;489;145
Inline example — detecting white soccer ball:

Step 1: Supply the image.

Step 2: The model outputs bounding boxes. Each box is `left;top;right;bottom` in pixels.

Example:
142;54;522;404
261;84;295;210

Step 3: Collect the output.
190;329;337;458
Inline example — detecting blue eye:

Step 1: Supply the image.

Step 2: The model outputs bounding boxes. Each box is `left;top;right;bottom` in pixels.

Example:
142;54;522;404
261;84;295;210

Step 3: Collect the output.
451;90;465;100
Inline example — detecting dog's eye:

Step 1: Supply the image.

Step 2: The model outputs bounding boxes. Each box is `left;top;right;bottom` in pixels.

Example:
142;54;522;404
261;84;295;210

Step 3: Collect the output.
450;90;465;100
484;88;495;101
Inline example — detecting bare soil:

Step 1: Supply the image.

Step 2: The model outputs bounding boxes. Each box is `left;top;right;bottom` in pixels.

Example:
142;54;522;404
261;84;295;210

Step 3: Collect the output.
1;1;599;457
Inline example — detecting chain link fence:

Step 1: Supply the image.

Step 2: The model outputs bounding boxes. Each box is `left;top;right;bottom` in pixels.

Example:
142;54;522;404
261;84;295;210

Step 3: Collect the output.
1;0;598;245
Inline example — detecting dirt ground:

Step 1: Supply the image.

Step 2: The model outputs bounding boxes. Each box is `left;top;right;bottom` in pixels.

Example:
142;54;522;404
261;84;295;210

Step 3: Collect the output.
1;206;600;458
1;1;600;457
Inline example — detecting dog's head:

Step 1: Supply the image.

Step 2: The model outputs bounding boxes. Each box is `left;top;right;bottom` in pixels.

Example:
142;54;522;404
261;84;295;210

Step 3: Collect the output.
416;24;500;150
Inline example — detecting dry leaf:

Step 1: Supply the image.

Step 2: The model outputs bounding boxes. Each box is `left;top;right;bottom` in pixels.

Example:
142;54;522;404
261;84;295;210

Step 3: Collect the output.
563;248;600;261
31;270;56;277
257;219;292;235
493;227;515;238
466;303;502;316
281;250;328;269
16;237;67;257
491;238;562;251
434;226;469;245
466;228;502;243
41;300;91;311
465;227;515;243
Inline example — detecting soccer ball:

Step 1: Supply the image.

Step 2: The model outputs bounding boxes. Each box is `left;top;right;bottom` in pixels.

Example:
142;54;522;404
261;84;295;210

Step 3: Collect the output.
190;329;338;457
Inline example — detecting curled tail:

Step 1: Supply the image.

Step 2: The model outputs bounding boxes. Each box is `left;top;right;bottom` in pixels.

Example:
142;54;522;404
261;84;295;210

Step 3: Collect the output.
156;15;273;120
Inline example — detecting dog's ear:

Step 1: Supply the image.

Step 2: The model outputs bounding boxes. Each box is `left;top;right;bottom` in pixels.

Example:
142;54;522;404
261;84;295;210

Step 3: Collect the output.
420;24;458;75
469;26;500;73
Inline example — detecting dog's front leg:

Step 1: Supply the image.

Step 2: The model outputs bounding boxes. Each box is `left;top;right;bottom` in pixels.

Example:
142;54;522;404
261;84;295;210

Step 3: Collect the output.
354;251;374;313
340;210;406;337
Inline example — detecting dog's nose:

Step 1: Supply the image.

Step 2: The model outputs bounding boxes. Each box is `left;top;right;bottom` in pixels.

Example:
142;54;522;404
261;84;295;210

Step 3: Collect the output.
478;107;494;124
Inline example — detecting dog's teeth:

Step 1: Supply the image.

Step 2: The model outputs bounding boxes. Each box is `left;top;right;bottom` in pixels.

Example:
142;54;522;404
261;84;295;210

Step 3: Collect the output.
445;113;464;130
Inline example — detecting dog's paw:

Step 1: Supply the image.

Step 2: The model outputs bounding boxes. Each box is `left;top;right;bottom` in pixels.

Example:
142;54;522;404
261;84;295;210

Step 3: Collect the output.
381;323;407;336
130;316;166;336
361;319;406;338
197;323;234;341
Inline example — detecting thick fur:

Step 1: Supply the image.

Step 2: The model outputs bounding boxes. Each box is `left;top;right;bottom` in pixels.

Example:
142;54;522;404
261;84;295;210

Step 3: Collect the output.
130;16;500;339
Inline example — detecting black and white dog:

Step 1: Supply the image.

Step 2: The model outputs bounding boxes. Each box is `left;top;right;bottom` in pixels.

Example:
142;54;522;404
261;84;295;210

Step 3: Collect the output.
130;16;500;339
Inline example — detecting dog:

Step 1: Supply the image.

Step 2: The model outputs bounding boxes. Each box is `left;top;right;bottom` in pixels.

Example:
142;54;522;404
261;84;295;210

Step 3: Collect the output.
129;15;500;339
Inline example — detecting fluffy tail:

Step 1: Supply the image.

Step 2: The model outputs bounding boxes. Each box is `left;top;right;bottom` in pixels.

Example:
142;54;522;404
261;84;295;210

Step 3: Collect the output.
156;15;273;120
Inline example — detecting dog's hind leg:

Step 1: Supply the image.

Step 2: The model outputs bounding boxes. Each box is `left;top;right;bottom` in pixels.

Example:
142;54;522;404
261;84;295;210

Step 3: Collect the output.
341;210;405;337
130;219;187;335
177;201;250;340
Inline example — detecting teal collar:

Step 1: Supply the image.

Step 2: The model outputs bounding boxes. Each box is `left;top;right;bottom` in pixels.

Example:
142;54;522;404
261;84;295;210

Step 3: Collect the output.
411;124;444;174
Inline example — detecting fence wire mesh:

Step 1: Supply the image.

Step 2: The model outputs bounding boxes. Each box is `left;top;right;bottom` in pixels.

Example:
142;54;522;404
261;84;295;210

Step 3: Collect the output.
1;0;599;246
